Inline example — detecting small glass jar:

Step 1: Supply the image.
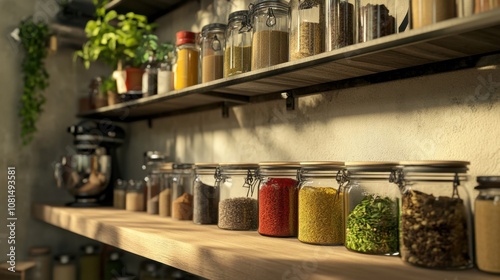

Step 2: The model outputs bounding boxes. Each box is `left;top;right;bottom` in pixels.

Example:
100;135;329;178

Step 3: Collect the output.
113;179;126;209
290;0;325;60
193;163;220;225
257;162;300;237
53;254;76;280
171;163;195;220
201;23;227;83
143;151;169;215
159;163;174;217
126;180;145;211
29;246;52;280
410;0;456;29
142;52;158;97
474;0;500;13
250;0;290;70
344;161;400;255
157;54;174;94
79;245;100;280
356;0;397;43
104;251;125;280
326;0;356;50
218;163;259;230
298;161;345;245
174;31;199;90
395;161;473;269
224;10;253;77
474;176;500;274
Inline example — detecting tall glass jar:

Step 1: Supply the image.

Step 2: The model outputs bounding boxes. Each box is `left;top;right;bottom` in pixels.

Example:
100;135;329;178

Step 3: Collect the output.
224;10;253;77
290;0;325;60
113;179;126;209
79;245;100;280
159;163;174;217
193;163;220;225
174;31;199;90
475;0;500;13
250;0;290;70
326;0;355;50
474;176;500;274
218;163;259;230
157;54;174;94
201;23;227;83
344;161;400;255
142;52;158;97
411;0;456;29
257;162;300;237
29;246;52;280
395;161;473;269
298;161;345;245
53;254;76;280
356;0;396;43
171;163;195;220
143;151;169;215
126;180;144;212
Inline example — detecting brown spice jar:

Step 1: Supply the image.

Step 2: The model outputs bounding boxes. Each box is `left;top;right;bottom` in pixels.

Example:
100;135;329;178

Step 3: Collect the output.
251;30;289;70
411;0;456;29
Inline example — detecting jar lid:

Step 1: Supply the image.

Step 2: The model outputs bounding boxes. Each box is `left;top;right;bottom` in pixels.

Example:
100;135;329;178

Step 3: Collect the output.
176;31;196;46
109;251;121;261
29;246;51;256
81;244;99;255
250;0;289;12
173;163;194;169
346;161;399;172
195;163;219;169
219;163;258;169
300;161;344;170
228;10;249;22
55;254;73;264
201;23;227;36
399;160;469;173
159;162;174;171
258;161;301;169
475;176;500;189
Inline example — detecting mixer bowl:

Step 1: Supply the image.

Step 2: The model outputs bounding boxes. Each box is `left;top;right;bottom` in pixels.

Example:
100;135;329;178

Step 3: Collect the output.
55;154;111;198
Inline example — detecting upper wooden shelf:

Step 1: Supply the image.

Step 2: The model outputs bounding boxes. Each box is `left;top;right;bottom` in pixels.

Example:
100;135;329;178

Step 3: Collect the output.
78;9;500;122
33;203;497;280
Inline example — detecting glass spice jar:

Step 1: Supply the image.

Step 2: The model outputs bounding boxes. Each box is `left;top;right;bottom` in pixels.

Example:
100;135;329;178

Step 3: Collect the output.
53;254;76;280
193;163;220;225
344;161;400;255
249;0;290;70
395;161;473;269
298;161;346;245
174;31;199;90
474;176;500;274
410;0;456;29
201;23;227;83
142;51;158;97
29;246;52;280
113;179;126;209
257;161;300;237
126;179;145;212
290;0;325;60
224;10;253;77
218;163;259;230
474;0;500;13
79;245;100;280
171;163;195;220
356;0;397;43
325;0;356;50
157;54;174;94
159;163;174;217
143;151;169;215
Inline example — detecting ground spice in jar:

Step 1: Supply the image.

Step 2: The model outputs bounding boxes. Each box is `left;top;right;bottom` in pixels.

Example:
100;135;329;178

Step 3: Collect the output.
401;190;471;268
218;197;258;230
224;46;252;77
113;189;126;209
411;0;456;29
172;192;194;220
251;30;289;70
329;1;354;49
290;22;322;60
193;182;219;224
298;186;344;244
202;54;223;83
358;4;395;43
259;178;298;236
475;198;500;273
158;188;172;217
126;192;144;211
475;0;500;13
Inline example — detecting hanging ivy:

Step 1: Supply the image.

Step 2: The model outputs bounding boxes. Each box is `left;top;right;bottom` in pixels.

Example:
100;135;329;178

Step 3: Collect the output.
18;18;50;145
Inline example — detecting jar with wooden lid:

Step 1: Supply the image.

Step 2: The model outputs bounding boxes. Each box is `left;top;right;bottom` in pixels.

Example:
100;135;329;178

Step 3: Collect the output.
474;176;500;274
224;10;253;77
201;23;227;83
395;161;473;269
174;31;199;90
218;163;259;230
193;163;220;225
344;161;400;255
290;0;325;60
298;161;346;245
257;161;300;237
53;254;76;280
410;0;456;29
356;0;397;42
171;163;195;220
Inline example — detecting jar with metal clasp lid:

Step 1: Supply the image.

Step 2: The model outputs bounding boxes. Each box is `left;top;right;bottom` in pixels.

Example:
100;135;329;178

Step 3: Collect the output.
201;23;227;83
344;161;400;255
224;10;253;77
394;161;473;269
171;163;195;220
298;161;346;245
193;163;220;225
249;0;290;70
290;0;325;60
218;163;259;230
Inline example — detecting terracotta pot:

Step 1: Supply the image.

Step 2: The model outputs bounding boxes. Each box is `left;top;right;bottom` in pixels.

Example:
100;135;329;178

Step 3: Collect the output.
107;91;120;106
125;67;144;92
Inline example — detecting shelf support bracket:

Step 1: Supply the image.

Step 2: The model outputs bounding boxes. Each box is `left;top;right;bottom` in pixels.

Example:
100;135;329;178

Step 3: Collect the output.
147;118;153;128
222;102;230;118
282;92;296;111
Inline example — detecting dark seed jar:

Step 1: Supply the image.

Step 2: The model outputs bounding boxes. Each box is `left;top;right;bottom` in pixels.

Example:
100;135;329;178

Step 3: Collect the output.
395;161;473;269
193;163;220;225
345;161;400;255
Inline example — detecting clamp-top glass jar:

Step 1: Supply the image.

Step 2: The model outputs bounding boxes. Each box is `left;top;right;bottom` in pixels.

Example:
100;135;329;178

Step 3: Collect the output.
201;23;227;83
395;161;473;269
257;162;301;237
290;0;325;60
250;0;290;70
474;176;500;274
171;163;195;220
218;163;259;230
193;163;220;225
298;161;346;245
344;161;400;255
224;10;253;77
143;151;169;215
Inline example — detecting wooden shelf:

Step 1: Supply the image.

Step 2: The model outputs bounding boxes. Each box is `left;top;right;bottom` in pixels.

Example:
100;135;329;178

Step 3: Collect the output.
33;203;497;280
105;0;193;22
78;9;500;122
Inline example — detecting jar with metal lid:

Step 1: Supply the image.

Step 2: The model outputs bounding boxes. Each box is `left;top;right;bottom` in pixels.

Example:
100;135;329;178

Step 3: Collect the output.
356;0;396;43
475;0;500;13
157;53;174;94
159;163;174;217
290;0;325;60
326;0;355;50
79;245;100;280
29;246;52;280
344;161;400;255
298;161;346;245
126;179;145;211
171;163;195;220
395;161;473;269
53;254;76;280
249;0;290;70
257;162;300;237
224;10;253;77
114;179;126;209
104;251;125;280
218;163;259;230
201;23;227;83
174;31;199;90
411;0;456;29
474;176;500;274
143;151;169;215
193;163;220;224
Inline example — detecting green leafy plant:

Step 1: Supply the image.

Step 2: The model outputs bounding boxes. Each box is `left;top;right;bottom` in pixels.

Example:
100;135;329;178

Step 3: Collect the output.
134;34;174;66
19;18;50;145
100;75;117;94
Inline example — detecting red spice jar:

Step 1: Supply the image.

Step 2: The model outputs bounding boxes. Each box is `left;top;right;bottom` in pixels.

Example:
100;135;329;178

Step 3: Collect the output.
257;161;301;237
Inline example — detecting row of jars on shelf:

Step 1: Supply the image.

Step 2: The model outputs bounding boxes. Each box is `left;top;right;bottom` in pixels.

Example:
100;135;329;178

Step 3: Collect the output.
143;0;500;96
113;159;499;274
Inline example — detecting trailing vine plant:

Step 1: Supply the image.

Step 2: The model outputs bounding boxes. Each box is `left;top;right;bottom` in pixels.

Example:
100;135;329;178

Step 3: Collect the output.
18;18;50;145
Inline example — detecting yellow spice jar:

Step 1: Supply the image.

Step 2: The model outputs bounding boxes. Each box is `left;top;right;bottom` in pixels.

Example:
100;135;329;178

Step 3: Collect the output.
174;31;199;90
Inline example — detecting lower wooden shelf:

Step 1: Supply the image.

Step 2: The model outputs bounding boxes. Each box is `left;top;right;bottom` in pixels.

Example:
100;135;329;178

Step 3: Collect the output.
33;203;496;280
